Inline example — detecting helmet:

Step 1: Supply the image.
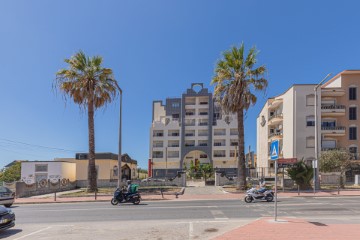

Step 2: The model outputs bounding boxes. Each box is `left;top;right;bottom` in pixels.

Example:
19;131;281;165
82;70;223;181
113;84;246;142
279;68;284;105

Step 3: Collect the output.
127;180;132;184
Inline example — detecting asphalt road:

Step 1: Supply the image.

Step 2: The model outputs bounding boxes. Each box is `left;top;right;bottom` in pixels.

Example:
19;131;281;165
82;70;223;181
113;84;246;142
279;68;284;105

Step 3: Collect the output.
1;196;360;240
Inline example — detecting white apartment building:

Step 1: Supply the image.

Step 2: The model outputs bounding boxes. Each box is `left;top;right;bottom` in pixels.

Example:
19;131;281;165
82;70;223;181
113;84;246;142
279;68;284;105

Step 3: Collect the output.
257;70;360;178
149;83;238;178
257;85;318;175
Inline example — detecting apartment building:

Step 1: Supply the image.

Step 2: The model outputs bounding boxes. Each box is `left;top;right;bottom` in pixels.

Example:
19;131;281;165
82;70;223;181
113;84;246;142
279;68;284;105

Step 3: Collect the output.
149;83;238;178
257;70;360;176
321;70;359;159
257;85;318;173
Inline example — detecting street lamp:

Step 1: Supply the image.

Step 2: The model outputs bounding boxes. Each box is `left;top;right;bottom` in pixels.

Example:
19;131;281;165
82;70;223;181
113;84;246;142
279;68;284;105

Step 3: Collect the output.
116;84;123;188
314;73;331;190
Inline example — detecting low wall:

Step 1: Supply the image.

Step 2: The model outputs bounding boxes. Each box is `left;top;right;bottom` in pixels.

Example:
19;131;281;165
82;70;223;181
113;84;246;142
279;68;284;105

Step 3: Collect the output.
320;173;340;185
16;179;77;198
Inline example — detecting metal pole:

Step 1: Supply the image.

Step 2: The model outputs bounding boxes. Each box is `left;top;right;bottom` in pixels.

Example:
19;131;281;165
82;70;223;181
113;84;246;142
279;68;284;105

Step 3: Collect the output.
275;159;278;221
117;86;123;188
165;146;168;178
314;73;331;191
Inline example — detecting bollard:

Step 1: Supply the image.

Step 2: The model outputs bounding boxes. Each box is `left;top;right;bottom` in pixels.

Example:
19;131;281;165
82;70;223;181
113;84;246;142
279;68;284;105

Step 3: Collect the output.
95;190;97;200
160;188;164;199
298;185;300;196
54;192;57;201
338;185;340;195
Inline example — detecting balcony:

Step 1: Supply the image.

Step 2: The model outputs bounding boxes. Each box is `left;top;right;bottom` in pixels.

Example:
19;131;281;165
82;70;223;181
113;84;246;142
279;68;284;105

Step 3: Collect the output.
268;113;283;125
321;105;346;117
321;88;345;97
321;126;346;136
268;99;283;109
268;131;283;140
199;122;208;126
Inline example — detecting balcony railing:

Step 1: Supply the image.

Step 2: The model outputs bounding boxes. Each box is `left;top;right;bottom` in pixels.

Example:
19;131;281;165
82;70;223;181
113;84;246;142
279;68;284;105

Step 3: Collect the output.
214;143;225;146
199;122;208;126
268;132;283;138
321;126;346;131
185;133;195;136
230;142;238;146
268;113;283;121
153;133;163;137
321;105;346;110
198;143;208;146
199;112;208;115
214;154;226;157
185;144;195;147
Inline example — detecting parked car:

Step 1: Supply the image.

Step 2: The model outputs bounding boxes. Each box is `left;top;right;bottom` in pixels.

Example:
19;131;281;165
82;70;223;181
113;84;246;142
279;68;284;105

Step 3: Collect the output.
0;206;15;231
0;187;15;208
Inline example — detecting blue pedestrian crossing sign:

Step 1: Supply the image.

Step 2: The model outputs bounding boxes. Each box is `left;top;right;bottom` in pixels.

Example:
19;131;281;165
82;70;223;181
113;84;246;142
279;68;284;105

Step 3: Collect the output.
270;140;279;160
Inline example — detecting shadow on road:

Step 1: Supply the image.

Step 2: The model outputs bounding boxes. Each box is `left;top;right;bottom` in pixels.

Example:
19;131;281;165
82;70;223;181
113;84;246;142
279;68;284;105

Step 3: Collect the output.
0;228;22;238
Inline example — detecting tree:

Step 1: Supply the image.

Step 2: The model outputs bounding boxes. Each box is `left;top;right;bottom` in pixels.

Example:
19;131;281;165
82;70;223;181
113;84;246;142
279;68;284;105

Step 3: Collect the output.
211;43;267;190
287;160;313;190
55;51;120;192
0;162;21;183
320;150;353;188
199;163;214;183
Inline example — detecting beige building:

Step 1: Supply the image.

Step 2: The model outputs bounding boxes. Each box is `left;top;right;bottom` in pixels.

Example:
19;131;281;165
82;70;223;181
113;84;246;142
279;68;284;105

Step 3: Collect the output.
257;70;360;178
321;70;359;159
56;152;138;187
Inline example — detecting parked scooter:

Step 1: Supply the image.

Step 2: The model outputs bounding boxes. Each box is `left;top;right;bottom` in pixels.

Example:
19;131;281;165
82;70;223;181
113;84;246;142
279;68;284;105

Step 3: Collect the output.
244;187;274;203
111;186;141;205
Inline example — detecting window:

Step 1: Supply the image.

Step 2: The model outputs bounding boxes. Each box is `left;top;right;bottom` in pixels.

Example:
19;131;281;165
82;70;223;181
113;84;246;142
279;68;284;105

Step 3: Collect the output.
349;107;357;120
306;94;315;106
35;164;48;172
349;127;357;140
306;116;315;126
349;147;357;154
306;137;315;148
172;102;180;108
172;114;179;119
349;87;357;100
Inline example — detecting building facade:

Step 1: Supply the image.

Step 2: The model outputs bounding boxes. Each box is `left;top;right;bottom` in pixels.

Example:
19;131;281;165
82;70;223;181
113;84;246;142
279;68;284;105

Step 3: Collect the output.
149;83;238;178
257;70;360;177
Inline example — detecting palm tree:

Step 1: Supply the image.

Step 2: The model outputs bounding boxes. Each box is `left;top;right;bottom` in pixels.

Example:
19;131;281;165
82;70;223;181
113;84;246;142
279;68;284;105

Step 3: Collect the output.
55;51;120;192
211;43;267;190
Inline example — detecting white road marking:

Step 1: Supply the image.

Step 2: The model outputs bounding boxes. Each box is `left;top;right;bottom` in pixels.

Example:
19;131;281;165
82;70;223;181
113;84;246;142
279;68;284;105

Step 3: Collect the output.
189;222;194;239
13;227;52;240
13;225;74;240
210;210;228;220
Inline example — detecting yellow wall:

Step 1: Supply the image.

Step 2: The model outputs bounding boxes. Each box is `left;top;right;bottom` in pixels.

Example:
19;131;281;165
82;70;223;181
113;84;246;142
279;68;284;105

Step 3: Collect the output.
57;158;138;180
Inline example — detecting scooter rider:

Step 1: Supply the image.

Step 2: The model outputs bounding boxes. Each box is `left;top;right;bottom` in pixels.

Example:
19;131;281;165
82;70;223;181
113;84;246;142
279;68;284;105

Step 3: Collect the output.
125;180;135;200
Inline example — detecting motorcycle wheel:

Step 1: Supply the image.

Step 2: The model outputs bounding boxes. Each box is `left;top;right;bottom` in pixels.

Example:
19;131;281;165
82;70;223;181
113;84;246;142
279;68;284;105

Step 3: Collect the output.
133;197;141;205
244;196;253;203
111;198;119;205
265;195;274;202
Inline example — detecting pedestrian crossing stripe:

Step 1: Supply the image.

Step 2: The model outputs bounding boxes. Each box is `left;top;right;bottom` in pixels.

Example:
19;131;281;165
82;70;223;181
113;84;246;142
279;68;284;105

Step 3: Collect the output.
271;145;277;157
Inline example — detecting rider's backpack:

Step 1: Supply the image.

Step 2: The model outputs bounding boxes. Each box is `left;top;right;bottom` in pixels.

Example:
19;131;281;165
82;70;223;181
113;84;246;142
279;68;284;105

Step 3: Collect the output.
130;184;138;193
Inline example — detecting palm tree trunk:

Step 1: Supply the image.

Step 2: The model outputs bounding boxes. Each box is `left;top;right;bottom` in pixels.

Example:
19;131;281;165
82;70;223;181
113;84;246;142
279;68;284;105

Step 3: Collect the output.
237;108;246;190
88;100;97;192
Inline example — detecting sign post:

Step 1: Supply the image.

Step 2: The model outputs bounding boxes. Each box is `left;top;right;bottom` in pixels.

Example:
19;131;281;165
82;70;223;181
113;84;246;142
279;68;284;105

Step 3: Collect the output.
270;140;279;221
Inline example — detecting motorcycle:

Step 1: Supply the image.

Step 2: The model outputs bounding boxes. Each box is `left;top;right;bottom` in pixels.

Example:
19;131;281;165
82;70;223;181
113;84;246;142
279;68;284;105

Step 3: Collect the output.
111;186;141;205
244;187;274;203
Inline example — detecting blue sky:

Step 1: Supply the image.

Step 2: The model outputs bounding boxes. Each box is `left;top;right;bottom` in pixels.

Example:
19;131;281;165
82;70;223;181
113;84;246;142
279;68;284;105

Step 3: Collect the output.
0;0;359;169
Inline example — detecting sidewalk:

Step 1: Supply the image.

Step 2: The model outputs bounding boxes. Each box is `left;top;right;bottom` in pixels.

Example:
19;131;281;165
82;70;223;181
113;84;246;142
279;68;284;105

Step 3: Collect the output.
14;188;360;204
213;217;359;240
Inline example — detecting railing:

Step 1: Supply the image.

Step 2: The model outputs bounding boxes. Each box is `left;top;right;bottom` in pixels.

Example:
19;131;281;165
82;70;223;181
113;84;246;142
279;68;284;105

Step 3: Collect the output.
153;144;163;148
168;145;179;147
321;147;346;151
198;133;208;136
230;142;238;146
268;132;283;138
321;105;346;110
199;112;208;115
321;126;346;131
168;133;179;137
214;143;225;146
198;143;208;146
185;112;195;116
268;113;283;121
199;122;208;126
214;154;226;157
185;144;195;147
185;133;195;136
153;133;163;137
199;102;208;105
